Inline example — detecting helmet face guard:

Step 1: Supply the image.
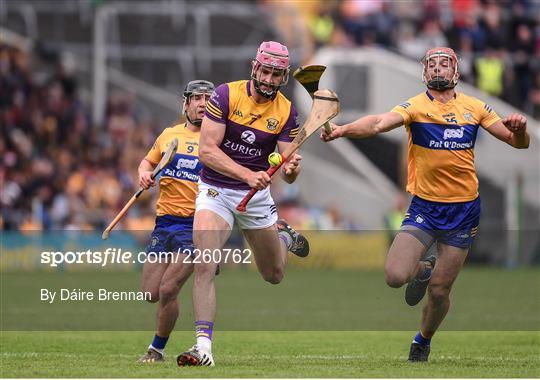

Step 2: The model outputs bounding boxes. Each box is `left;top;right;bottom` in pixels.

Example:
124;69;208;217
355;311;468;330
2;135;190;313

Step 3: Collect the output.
250;41;290;99
422;47;459;90
182;80;215;127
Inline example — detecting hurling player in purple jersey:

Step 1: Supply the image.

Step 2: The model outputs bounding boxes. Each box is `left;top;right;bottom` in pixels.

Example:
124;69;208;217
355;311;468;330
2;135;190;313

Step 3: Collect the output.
176;41;309;367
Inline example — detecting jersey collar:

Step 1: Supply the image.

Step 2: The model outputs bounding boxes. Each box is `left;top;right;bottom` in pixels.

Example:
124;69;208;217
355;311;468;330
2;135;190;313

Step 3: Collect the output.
425;90;457;103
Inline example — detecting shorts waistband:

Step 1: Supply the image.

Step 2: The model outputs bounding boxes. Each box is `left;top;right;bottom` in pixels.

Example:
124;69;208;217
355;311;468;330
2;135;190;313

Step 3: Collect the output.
156;214;194;224
413;195;479;206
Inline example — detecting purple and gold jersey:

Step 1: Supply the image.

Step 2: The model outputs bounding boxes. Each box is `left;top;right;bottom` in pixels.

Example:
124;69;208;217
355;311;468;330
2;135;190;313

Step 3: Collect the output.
201;80;299;189
145;123;201;217
391;91;501;203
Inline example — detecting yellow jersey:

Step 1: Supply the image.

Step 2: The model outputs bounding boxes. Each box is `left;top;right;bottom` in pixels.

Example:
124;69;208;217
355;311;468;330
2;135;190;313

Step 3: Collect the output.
145;123;201;217
391;91;501;203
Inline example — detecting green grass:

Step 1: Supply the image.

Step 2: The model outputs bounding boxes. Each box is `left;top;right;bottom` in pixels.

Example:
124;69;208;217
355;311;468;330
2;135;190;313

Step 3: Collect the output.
1;268;539;331
1;331;539;377
1;268;539;377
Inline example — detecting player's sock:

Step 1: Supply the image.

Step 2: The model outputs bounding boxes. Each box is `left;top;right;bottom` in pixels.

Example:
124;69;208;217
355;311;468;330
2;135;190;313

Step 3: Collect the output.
278;231;293;250
412;331;431;346
195;320;214;352
149;334;169;353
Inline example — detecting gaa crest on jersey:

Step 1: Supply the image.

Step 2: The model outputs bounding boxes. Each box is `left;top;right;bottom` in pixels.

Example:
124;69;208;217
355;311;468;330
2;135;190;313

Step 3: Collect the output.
463;112;473;122
207;188;219;198
266;118;279;131
151;236;159;247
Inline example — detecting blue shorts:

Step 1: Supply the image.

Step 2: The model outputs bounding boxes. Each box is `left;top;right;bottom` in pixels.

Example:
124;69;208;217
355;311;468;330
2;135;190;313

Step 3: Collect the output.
401;196;481;249
146;215;194;256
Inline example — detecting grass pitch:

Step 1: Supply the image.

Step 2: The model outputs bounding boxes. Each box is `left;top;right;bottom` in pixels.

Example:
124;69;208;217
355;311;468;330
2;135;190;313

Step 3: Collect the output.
1;331;538;377
1;267;539;377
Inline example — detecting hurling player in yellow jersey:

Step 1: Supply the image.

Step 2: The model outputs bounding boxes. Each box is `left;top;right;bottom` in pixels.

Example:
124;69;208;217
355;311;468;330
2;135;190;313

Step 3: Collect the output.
137;80;214;363
322;47;529;362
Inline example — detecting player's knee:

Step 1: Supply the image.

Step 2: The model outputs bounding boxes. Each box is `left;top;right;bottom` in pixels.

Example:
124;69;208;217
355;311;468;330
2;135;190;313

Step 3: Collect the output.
159;283;179;302
144;290;160;303
385;270;407;288
261;268;283;284
428;284;451;303
194;263;217;282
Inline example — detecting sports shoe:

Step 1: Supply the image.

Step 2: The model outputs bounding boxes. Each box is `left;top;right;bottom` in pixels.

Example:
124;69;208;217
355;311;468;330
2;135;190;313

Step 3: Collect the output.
405;255;437;306
276;219;309;258
176;345;215;367
138;347;164;363
408;342;430;362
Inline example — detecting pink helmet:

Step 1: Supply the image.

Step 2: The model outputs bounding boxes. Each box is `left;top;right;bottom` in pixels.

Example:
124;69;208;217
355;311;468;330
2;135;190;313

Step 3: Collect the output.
255;41;290;70
251;41;290;98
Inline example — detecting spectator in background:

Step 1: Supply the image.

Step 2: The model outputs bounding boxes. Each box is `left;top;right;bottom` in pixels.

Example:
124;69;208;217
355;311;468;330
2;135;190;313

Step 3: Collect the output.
304;0;539;117
511;23;535;107
475;46;505;97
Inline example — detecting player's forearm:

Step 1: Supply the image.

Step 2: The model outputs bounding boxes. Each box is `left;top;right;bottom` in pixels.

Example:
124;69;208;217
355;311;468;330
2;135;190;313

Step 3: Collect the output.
510;131;530;149
200;145;252;183
138;159;155;175
340;115;380;138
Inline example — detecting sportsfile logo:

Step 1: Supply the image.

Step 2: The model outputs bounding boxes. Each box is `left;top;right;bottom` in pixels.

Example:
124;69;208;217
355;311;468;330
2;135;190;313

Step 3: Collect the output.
443;127;464;140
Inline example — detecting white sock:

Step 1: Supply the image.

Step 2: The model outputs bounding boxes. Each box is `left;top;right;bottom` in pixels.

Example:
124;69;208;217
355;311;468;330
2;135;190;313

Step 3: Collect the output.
278;231;293;250
149;345;163;354
196;336;212;352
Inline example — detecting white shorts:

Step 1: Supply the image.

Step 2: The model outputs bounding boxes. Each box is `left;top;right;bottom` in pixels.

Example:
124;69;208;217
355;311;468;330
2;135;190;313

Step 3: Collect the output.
196;181;278;230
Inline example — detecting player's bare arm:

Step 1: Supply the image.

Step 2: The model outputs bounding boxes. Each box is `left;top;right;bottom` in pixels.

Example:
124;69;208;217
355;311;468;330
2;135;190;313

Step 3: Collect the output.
138;158;157;189
485;113;530;149
321;111;404;141
199;117;271;190
277;140;301;184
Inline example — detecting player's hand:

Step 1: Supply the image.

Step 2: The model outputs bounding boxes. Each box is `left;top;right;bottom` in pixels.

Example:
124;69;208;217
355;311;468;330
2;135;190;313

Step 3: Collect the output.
139;171;155;189
320;123;343;142
502;113;527;135
246;171;272;190
282;153;302;176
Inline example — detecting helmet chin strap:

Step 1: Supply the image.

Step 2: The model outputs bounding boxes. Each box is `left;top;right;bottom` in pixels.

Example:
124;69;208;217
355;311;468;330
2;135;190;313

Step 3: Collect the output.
186;113;202;127
184;99;202;127
253;79;278;99
427;77;456;90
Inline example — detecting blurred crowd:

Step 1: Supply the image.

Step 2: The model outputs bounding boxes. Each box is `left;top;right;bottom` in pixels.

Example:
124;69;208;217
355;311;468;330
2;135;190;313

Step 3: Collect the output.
1;43;352;232
0;43;163;231
277;0;540;118
3;0;539;232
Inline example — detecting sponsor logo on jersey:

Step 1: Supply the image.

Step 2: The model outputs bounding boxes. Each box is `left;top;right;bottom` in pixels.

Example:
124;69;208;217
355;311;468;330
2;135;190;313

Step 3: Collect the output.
176;157;199;170
241;130;256;144
223;139;262;156
443;127;464;140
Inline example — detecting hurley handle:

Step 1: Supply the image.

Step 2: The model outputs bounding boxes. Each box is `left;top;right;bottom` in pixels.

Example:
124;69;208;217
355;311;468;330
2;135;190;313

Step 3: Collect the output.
236;163;281;212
